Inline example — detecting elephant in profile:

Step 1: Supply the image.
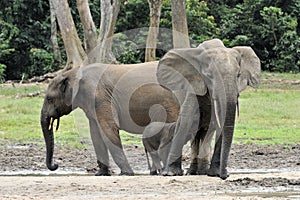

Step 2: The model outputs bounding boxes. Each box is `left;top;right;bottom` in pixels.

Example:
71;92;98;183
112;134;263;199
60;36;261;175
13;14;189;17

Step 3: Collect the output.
157;39;261;179
143;122;176;175
40;62;180;175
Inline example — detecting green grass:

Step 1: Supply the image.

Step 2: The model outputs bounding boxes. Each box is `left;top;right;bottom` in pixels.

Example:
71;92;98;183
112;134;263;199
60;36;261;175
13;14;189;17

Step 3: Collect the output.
0;72;299;148
234;72;300;145
235;94;300;144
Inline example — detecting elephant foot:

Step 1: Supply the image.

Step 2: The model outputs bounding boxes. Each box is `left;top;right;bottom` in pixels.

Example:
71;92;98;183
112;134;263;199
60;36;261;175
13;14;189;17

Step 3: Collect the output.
95;161;111;176
162;157;183;176
197;160;209;175
220;168;229;180
207;166;219;177
162;167;183;176
119;171;134;176
150;170;158;175
95;170;111;176
207;165;229;180
186;159;198;175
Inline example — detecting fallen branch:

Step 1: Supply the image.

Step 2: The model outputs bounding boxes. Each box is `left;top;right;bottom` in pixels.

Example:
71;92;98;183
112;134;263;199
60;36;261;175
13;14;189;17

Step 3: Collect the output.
15;91;45;99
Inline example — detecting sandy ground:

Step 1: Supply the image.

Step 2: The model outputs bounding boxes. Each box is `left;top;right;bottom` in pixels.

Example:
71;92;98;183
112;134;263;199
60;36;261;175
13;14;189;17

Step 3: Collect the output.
0;172;300;200
0;143;300;199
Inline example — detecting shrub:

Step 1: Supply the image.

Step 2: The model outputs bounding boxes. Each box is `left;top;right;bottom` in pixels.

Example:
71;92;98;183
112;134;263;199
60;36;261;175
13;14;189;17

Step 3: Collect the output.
0;64;6;82
29;48;54;77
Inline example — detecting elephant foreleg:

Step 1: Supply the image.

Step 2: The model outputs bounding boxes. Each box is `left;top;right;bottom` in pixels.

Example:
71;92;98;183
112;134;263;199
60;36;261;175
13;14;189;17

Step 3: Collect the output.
164;93;200;176
187;130;200;175
88;118;110;176
197;126;212;175
96;104;134;175
207;132;222;177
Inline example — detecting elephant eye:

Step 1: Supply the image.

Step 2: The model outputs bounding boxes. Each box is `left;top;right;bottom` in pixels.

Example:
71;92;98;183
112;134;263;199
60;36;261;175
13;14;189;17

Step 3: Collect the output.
237;72;241;78
47;96;53;103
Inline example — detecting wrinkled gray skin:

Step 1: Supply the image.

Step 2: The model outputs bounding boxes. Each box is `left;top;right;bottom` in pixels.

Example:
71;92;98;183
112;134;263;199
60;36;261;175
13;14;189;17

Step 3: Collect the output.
157;39;261;179
40;62;180;175
143;122;176;175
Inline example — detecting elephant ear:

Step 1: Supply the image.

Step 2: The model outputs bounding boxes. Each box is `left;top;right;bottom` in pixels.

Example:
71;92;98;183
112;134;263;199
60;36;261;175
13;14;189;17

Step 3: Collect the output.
60;68;81;106
157;47;227;133
59;76;71;106
233;46;261;92
157;48;207;96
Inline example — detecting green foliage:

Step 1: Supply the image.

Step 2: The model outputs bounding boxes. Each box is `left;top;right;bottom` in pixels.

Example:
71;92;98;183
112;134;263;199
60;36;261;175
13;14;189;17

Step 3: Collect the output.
186;0;218;45
29;48;55;77
0;19;19;80
260;6;300;72
0;64;6;83
113;33;143;64
116;0;150;32
160;0;172;29
0;0;53;80
115;0;219;62
208;0;300;72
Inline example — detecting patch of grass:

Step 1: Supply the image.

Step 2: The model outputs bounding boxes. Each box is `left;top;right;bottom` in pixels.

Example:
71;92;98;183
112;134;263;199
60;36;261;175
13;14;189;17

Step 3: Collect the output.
0;84;46;96
120;131;142;146
0;72;299;148
234;81;300;145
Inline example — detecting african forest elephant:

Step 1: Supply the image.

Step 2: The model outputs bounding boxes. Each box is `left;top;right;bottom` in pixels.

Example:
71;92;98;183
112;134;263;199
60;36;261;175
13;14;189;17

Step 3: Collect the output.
143;122;176;175
40;62;180;175
157;39;261;179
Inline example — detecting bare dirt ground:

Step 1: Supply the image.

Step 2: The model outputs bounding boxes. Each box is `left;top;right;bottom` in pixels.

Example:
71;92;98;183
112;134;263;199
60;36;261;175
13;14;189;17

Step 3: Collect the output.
0;143;300;199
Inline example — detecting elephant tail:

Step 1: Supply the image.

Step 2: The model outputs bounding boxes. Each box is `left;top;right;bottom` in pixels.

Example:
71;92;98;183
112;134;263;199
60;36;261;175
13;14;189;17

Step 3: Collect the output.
145;148;151;171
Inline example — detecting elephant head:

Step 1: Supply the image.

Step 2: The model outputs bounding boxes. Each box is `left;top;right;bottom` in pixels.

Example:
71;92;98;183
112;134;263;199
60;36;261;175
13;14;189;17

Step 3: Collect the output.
40;68;78;171
157;39;261;178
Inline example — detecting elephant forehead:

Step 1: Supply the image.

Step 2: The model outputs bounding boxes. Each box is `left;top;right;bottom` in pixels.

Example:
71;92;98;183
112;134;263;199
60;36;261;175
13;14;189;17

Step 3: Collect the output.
204;48;240;71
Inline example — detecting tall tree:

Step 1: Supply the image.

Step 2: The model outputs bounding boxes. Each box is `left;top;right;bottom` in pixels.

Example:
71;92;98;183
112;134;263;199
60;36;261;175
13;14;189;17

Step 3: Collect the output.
50;0;120;69
49;0;62;66
51;0;86;69
171;0;190;48
97;0;120;63
76;0;98;54
145;0;162;62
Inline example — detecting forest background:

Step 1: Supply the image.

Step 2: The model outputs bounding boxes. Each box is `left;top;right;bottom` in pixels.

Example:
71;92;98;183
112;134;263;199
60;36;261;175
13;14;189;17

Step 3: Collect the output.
0;0;299;81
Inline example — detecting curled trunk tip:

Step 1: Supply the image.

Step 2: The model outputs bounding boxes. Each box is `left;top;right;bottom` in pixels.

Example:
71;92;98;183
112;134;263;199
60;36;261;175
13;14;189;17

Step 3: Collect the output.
41;113;59;171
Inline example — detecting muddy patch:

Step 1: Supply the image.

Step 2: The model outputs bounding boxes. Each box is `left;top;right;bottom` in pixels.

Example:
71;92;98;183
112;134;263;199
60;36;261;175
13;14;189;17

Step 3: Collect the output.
1;143;299;174
228;177;300;187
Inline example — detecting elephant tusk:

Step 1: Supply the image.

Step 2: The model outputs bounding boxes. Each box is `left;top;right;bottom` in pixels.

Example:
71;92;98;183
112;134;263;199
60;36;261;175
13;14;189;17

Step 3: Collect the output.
55;117;60;132
214;100;221;128
236;99;240;118
48;117;54;130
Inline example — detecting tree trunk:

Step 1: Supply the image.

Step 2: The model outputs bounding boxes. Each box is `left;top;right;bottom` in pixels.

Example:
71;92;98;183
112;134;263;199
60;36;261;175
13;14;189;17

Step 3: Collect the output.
51;0;87;69
145;0;162;62
49;0;61;66
96;0;120;64
76;0;98;54
171;0;190;48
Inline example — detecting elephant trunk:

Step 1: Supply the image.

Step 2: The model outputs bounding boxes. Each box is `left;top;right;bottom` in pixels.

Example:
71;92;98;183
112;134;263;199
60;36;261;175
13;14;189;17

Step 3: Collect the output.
219;100;236;179
40;110;58;171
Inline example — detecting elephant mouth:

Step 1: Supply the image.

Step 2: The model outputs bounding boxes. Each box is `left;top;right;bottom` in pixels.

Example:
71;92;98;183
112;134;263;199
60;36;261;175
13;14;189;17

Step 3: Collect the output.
48;117;60;131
